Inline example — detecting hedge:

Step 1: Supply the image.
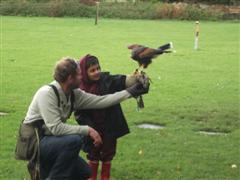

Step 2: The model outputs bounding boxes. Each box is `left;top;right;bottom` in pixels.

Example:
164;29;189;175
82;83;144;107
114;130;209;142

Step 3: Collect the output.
0;0;238;20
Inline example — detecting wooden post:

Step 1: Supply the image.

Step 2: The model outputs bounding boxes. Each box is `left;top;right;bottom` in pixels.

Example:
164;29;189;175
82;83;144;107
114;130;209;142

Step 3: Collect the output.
194;21;200;50
95;2;100;25
0;16;2;97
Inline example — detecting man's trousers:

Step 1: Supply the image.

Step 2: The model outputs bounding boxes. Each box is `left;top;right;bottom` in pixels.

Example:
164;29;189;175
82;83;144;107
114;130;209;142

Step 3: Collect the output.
40;134;91;180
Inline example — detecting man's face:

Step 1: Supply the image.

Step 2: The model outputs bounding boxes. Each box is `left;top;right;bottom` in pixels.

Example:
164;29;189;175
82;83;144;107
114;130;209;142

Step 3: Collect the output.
71;67;82;89
87;64;101;81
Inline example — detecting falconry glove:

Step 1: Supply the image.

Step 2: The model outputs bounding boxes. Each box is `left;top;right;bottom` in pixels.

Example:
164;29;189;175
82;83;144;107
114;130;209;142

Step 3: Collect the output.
126;82;149;98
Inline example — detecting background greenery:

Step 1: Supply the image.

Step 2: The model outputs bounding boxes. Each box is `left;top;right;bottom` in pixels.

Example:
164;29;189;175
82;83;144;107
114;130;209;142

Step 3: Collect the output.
0;0;239;20
140;0;239;5
0;16;239;179
0;0;238;5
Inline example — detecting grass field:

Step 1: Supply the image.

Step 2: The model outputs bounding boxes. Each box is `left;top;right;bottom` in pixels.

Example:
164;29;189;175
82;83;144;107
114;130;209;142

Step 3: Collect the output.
0;16;239;180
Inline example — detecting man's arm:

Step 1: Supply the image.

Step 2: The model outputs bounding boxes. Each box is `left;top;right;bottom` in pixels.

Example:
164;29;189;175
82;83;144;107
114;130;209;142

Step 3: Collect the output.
74;89;131;110
39;87;102;145
37;87;90;136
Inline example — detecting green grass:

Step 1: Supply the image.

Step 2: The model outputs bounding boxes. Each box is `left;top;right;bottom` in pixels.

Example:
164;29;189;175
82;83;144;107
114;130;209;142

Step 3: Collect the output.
0;16;239;180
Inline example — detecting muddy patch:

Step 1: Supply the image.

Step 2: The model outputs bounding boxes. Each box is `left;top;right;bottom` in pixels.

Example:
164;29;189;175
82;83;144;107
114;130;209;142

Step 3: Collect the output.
137;123;166;130
197;128;229;136
0;112;8;116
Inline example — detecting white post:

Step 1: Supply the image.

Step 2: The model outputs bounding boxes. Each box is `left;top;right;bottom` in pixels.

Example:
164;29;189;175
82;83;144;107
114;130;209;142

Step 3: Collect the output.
194;21;200;50
95;2;100;25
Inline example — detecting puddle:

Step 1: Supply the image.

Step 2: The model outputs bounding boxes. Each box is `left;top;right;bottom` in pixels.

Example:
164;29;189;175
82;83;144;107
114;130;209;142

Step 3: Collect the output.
0;112;8;116
198;131;227;136
137;123;165;130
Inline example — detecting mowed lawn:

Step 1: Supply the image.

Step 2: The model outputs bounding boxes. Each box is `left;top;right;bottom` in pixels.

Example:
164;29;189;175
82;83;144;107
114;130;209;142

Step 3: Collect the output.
0;16;239;180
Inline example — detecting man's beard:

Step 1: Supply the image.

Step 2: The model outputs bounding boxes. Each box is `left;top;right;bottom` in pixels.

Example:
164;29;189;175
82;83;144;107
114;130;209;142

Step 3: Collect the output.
70;81;80;90
70;84;79;90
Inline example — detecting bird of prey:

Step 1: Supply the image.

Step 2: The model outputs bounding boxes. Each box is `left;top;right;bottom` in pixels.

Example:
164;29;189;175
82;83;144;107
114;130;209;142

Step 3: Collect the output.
127;42;173;110
128;42;173;70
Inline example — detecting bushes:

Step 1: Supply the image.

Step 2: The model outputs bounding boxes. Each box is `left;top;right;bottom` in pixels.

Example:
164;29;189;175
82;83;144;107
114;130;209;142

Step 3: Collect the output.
154;3;188;19
140;0;239;5
99;2;156;19
0;0;95;17
0;0;235;20
189;0;239;5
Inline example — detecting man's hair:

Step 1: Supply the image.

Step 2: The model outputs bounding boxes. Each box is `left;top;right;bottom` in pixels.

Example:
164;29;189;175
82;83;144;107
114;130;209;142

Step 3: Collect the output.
53;57;78;83
85;55;99;70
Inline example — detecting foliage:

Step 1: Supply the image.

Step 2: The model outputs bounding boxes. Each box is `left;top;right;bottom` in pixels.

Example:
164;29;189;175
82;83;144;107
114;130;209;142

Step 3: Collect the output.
0;0;234;20
0;16;239;180
139;0;239;5
0;0;239;5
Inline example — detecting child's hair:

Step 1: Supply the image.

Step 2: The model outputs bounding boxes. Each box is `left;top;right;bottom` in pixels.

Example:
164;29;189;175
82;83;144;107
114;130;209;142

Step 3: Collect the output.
86;55;100;69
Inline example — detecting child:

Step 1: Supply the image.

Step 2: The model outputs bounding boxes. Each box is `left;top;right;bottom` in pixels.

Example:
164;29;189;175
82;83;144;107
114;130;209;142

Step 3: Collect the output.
75;54;146;180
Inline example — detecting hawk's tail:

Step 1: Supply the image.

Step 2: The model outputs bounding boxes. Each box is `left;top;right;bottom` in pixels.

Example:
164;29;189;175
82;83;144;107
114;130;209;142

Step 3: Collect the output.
158;42;173;51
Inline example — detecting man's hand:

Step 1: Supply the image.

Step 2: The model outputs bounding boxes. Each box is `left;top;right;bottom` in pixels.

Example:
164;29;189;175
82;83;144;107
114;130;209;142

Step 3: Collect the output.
88;127;102;147
126;82;149;97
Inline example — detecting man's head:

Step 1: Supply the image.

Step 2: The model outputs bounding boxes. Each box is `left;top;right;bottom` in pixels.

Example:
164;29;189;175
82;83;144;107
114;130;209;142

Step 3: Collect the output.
54;57;81;89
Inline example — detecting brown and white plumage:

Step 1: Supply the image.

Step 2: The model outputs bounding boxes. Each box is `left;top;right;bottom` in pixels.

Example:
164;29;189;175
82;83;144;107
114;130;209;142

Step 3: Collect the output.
128;42;173;69
127;42;173;110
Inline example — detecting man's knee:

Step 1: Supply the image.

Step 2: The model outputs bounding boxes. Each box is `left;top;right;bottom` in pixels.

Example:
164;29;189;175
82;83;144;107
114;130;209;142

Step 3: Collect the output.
53;135;84;152
66;135;84;148
40;135;85;162
41;134;84;149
